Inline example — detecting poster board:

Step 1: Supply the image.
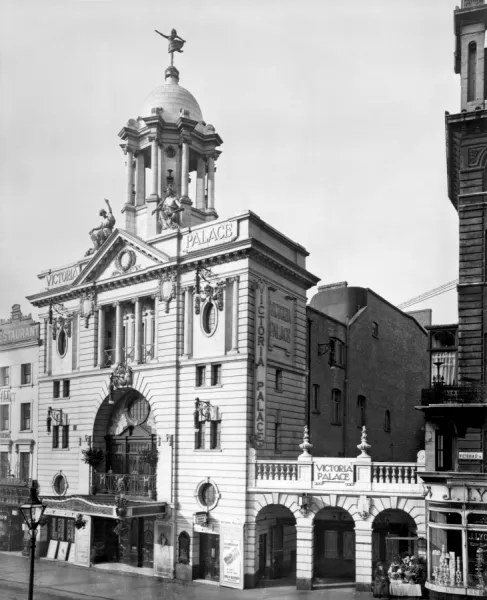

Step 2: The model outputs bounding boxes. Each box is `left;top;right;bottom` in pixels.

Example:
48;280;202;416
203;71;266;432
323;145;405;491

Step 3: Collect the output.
47;540;59;560
67;543;76;563
74;517;91;567
58;541;69;561
220;523;244;590
154;522;174;578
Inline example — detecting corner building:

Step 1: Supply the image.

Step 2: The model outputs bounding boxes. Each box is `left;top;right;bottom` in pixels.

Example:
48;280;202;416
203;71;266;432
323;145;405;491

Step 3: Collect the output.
26;56;318;587
418;1;487;598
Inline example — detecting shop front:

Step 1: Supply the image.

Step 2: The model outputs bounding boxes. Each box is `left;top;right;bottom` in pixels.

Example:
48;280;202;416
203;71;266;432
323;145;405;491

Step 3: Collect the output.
0;482;31;552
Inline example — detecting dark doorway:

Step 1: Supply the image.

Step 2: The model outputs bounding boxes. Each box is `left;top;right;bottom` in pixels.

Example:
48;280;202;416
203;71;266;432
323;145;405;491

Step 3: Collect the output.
259;533;267;575
199;533;220;581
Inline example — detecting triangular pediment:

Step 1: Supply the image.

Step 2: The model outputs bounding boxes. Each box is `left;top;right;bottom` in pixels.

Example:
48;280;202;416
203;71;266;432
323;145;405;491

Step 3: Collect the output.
73;229;170;286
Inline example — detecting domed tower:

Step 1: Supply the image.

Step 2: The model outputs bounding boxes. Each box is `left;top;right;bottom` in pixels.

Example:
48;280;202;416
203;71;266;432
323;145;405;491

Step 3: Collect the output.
118;30;223;240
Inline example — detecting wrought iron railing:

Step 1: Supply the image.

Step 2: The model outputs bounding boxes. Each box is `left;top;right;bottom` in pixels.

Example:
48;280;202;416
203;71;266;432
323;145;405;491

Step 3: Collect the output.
104;348;115;368
123;346;134;363
94;471;156;496
421;384;487;405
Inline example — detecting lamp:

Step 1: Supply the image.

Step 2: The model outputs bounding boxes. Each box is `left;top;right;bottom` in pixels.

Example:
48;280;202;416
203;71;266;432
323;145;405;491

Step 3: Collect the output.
299;492;310;517
20;484;46;600
46;407;63;433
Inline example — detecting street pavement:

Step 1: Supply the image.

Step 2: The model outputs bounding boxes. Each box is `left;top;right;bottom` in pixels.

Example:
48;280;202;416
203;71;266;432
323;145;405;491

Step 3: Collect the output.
0;553;373;600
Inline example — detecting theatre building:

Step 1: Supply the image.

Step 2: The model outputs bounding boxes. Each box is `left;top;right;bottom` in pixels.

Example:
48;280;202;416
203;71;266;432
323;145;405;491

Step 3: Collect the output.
0;305;40;552
416;1;487;598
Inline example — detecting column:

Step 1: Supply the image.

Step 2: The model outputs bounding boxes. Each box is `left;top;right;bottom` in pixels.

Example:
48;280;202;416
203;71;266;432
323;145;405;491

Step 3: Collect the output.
153;296;159;360
158;144;165;197
296;522;314;590
181;140;189;198
134;298;142;364
231;277;239;352
195;156;206;209
145;309;155;361
125;148;135;206
149;137;159;199
244;522;258;588
136;153;145;206
97;306;105;368
46;321;52;375
115;302;123;366
355;525;373;592
207;154;215;210
183;287;193;357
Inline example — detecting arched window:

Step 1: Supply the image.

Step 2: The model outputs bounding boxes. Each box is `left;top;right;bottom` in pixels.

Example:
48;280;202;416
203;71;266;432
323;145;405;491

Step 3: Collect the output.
468;41;477;102
178;531;190;564
384;410;391;433
357;395;366;427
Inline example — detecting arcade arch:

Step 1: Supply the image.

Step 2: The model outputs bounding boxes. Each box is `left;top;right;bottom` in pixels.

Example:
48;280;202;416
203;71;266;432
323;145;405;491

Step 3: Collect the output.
372;509;417;566
313;506;355;584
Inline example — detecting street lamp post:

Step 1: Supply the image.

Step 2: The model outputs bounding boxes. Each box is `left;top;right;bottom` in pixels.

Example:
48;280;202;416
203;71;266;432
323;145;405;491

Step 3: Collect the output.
20;484;46;600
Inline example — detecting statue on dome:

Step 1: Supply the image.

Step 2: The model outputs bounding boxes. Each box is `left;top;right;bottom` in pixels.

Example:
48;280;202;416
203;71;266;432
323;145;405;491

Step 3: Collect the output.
152;184;183;231
155;29;186;65
85;198;116;256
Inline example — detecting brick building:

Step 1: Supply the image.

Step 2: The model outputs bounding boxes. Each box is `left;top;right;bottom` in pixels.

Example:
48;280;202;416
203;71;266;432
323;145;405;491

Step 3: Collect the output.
308;283;428;461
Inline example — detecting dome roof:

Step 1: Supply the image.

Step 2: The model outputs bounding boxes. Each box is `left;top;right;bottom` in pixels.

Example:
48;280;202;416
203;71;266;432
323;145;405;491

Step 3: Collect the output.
142;78;203;123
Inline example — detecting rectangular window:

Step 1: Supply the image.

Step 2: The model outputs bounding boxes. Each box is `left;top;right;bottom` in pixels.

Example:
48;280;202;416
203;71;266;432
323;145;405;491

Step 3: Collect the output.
357;395;366;427
331;389;342;425
274;422;280;452
0;452;9;478
372;322;379;338
21;363;32;385
275;369;283;392
435;431;452;471
19;452;30;481
211;364;221;386
0;405;9;431
53;381;60;399
52;425;59;449
329;339;345;367
195;422;205;449
20;403;31;431
63;380;70;398
210;421;221;449
196;366;206;388
0;367;10;387
313;384;320;413
62;425;69;449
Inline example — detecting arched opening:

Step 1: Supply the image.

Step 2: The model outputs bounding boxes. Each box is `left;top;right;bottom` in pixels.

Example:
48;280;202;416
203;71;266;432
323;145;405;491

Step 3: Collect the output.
372;509;417;569
89;388;157;571
313;507;355;585
255;504;296;587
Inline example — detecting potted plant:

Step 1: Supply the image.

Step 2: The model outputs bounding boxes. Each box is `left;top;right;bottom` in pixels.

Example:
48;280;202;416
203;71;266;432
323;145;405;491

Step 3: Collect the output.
139;447;158;500
74;514;87;530
81;447;105;495
115;494;128;517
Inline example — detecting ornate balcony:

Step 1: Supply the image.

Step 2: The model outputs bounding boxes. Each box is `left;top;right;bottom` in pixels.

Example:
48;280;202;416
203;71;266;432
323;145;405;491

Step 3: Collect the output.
420;384;487;406
94;471;156;498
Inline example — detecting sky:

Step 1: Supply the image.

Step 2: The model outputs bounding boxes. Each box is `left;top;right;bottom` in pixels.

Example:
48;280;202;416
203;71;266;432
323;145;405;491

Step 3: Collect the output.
0;0;461;324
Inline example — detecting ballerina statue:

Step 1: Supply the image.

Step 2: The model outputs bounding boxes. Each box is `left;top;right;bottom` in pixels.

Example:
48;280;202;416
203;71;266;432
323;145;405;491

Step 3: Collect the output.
155;29;186;66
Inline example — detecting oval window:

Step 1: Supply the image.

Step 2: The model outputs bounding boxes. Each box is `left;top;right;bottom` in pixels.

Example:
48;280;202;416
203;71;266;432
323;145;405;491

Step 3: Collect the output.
54;474;66;495
57;329;67;357
202;302;217;336
127;396;150;425
199;482;216;508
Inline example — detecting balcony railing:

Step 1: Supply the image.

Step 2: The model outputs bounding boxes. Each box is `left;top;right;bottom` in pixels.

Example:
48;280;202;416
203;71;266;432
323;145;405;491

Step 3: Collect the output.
104;348;115;368
142;344;154;363
94;472;156;497
421;384;487;406
371;462;418;484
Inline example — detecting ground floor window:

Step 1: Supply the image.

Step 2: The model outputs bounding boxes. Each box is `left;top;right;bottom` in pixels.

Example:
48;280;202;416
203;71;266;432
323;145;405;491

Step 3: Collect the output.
49;517;75;543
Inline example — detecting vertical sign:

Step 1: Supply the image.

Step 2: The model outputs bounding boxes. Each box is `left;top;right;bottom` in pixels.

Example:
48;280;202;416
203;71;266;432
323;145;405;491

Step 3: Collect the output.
154;521;174;578
254;279;267;448
220;523;244;589
74;516;91;566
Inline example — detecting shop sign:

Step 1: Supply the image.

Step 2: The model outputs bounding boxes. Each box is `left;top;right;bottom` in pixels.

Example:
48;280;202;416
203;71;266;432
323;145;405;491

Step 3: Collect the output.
313;458;354;486
268;289;293;359
74;520;91;567
0;323;39;346
459;452;483;460
0;391;14;403
467;589;486;596
0;513;8;521
220;523;244;590
468;531;487;549
254;279;267;448
193;511;209;532
183;221;238;252
154;522;173;578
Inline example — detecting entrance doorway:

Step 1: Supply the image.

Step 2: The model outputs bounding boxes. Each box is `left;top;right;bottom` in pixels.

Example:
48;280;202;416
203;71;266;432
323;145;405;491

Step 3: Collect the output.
372;509;417;566
259;533;267;574
313;507;355;584
199;533;220;581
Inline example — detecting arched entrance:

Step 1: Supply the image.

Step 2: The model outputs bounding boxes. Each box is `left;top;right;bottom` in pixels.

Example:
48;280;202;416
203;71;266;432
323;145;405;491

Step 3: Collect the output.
313;507;355;585
90;388;157;570
256;504;296;587
372;509;417;567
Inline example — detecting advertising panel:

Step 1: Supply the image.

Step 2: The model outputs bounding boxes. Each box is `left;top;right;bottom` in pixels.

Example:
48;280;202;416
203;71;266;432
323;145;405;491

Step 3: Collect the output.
220;523;244;589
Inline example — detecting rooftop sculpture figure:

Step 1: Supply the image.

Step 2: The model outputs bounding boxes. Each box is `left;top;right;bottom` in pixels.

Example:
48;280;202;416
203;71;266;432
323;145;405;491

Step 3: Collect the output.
155;29;186;66
85;198;116;256
152;184;183;231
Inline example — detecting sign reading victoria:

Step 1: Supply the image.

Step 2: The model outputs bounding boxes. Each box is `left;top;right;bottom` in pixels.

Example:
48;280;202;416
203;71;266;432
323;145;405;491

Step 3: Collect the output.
254;279;267;449
43;265;80;289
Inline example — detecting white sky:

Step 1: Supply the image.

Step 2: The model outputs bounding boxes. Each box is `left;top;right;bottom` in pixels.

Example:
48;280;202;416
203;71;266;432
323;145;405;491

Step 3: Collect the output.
0;0;460;324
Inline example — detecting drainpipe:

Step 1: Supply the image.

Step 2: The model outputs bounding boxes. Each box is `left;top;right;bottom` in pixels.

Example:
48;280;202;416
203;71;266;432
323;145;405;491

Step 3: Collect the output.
307;318;312;432
342;320;350;457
